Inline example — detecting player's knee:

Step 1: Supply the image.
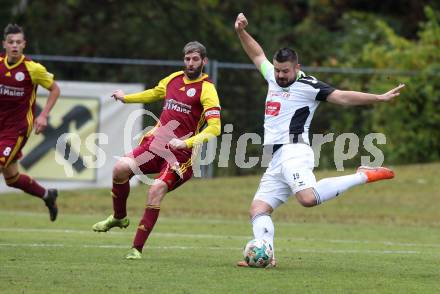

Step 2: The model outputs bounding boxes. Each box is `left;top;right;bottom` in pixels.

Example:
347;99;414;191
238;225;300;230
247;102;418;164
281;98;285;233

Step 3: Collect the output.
113;158;133;182
147;182;168;205
249;201;272;218
296;192;317;207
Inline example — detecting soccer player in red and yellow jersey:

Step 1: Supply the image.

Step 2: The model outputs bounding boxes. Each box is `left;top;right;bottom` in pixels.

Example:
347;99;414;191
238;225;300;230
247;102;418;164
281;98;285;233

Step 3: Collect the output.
93;41;221;259
0;24;60;221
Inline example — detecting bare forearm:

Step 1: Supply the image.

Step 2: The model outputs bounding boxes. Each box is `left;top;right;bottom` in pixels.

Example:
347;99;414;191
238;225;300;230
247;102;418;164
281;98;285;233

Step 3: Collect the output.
237;29;265;62
41;83;60;116
328;90;380;106
343;91;379;105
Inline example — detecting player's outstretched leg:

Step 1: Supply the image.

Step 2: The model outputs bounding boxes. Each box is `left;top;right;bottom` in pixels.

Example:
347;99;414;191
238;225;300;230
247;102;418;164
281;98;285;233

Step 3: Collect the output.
44;189;58;222
93;158;133;232
311;166;394;205
92;215;130;232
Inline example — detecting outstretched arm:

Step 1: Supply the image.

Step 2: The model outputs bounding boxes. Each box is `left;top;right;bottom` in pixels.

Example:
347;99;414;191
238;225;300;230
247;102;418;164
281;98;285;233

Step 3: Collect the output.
327;84;405;106
235;13;268;70
111;74;173;104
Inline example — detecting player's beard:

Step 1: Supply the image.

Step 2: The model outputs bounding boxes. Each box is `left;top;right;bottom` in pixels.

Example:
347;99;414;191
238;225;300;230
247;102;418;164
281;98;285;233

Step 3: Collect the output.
275;77;295;88
184;64;204;80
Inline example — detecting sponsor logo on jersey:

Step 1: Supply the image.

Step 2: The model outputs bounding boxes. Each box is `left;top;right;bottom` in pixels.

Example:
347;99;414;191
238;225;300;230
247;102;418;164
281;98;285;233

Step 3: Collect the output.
164;99;192;114
205;108;221;119
269;90;292;99
265;101;281;116
0;84;25;97
15;72;25;82
186;88;196;97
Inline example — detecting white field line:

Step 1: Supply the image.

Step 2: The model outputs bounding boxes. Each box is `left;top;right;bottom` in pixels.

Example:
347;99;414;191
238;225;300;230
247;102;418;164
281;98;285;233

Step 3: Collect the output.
0;227;440;249
0;242;424;255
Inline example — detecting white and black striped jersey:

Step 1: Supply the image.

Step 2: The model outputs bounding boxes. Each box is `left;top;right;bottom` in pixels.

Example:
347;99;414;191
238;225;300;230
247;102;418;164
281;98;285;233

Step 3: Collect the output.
260;60;335;145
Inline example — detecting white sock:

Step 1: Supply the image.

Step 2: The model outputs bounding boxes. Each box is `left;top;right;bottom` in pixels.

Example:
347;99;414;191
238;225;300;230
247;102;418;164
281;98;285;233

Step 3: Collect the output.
252;213;275;258
313;172;367;204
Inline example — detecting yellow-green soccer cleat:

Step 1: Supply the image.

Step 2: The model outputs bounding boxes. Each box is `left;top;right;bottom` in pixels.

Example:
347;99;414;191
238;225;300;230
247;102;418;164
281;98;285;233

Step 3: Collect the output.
92;215;130;232
126;248;142;260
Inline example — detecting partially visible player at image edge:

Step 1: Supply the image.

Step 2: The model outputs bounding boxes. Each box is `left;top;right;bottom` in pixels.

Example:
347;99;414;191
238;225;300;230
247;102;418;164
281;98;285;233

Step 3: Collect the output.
0;24;60;221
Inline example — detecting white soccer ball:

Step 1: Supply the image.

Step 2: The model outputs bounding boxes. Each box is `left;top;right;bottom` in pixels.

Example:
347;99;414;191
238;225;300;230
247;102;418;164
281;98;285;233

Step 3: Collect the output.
243;239;273;268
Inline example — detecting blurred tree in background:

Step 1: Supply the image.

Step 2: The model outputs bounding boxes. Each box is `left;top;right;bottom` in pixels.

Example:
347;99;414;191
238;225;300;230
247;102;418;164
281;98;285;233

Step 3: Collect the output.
1;0;439;174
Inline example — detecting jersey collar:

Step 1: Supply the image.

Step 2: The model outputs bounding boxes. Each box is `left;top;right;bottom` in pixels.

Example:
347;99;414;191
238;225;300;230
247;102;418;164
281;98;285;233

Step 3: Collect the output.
4;54;25;70
183;73;208;84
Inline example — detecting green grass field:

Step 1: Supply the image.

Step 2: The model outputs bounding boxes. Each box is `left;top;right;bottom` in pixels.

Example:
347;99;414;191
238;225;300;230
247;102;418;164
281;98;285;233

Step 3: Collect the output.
1;163;440;293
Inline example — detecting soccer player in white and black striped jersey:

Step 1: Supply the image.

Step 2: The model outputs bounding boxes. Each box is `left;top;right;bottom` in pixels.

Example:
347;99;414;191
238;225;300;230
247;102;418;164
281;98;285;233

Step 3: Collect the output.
235;13;405;268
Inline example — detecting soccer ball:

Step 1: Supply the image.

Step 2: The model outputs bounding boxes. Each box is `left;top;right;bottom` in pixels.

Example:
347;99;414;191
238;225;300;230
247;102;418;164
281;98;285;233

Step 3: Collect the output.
243;239;273;268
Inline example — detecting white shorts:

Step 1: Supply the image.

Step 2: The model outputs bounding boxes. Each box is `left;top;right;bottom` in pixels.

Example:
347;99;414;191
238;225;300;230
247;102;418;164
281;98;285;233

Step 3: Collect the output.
254;144;316;209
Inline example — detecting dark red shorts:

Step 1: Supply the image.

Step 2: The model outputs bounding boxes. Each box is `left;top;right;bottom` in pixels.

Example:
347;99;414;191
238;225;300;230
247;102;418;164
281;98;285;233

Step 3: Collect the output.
0;133;28;168
130;135;193;191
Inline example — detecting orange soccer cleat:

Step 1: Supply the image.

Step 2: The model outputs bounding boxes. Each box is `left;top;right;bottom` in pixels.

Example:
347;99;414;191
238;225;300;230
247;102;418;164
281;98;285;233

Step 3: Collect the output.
237;260;249;267
357;166;395;183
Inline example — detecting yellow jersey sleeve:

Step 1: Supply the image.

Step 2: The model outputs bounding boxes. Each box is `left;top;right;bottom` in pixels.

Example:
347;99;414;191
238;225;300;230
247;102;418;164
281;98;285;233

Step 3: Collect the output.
124;71;183;103
25;60;55;89
184;81;221;148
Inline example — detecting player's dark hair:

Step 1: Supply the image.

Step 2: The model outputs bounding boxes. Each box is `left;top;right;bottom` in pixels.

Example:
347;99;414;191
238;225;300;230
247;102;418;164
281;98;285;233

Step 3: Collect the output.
273;48;298;64
3;23;25;40
183;41;207;59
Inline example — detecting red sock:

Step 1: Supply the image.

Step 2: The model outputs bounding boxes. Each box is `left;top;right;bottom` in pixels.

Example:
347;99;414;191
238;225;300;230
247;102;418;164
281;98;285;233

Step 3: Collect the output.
112;180;130;219
133;205;160;252
6;173;46;198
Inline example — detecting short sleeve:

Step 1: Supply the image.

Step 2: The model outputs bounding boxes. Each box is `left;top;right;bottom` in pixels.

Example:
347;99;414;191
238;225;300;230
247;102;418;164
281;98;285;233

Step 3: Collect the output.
200;81;221;119
298;76;336;101
26;61;54;89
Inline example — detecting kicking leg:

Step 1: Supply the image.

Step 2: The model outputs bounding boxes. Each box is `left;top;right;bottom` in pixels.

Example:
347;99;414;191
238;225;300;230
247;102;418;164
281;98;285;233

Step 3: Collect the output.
296;166;394;206
92;157;134;232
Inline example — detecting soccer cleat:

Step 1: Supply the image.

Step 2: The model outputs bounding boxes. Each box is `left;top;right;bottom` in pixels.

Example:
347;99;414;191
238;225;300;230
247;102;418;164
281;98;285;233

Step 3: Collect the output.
92;215;130;232
237;260;249;267
236;258;277;268
126;248;142;260
357;166;395;183
44;189;58;222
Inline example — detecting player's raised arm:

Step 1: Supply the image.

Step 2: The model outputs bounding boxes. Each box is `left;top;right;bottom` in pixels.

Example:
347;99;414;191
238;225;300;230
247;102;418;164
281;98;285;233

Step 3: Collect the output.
235;13;268;70
327;84;405;106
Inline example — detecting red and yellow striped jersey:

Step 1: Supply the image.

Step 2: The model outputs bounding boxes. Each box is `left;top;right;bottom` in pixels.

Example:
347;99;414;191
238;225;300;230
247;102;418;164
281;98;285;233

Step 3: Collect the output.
0;54;54;137
125;71;221;148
